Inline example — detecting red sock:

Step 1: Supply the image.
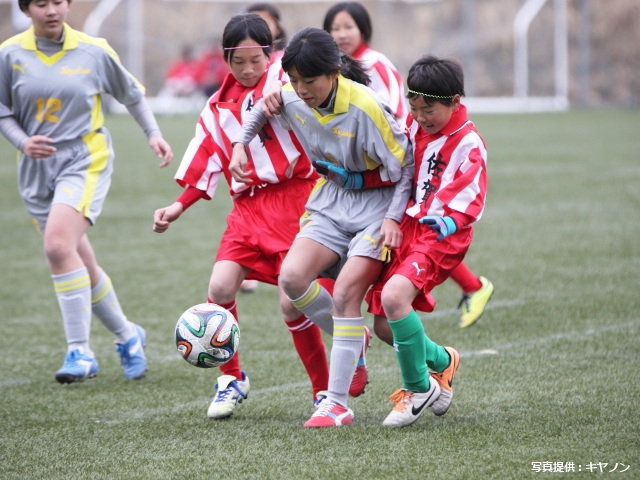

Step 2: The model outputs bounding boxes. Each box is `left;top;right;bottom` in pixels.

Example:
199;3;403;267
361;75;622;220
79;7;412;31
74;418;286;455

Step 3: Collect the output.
317;277;335;296
286;314;329;400
449;262;482;294
208;298;243;379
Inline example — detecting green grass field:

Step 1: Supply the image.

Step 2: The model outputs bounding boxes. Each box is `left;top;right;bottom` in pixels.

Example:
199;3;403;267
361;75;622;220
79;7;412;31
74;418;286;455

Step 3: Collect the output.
0;110;638;479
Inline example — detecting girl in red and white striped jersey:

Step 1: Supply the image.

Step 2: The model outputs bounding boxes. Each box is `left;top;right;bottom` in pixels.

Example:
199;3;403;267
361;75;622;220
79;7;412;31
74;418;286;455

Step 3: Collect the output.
153;13;329;421
323;1;407;122
366;55;487;427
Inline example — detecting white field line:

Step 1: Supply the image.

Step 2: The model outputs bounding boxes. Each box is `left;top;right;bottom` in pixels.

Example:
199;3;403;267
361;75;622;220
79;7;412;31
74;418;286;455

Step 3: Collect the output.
76;319;640;424
3;317;637;424
422;299;524;319
479;318;640;354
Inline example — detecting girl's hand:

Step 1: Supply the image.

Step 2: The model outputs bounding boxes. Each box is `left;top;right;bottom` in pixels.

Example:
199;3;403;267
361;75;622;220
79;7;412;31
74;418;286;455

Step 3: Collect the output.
23;135;56;158
380;218;402;250
149;135;174;167
229;143;253;184
153;202;184;233
262;81;283;118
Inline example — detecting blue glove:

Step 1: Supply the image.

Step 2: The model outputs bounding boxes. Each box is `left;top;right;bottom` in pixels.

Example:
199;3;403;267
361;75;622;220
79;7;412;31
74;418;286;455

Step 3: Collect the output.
312;160;363;189
419;216;457;241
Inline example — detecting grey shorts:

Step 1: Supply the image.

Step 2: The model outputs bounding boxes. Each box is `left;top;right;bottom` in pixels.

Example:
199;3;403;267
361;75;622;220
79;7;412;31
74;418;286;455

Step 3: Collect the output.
298;212;387;261
18;129;114;233
296;180;394;274
298;212;388;281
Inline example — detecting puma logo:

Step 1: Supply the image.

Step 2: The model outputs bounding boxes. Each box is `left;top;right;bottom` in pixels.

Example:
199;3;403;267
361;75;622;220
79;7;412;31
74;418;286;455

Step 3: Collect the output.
412;262;425;275
295;113;306;127
364;235;378;248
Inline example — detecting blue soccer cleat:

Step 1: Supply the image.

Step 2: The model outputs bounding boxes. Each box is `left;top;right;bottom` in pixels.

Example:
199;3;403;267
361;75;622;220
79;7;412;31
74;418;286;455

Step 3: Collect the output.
116;324;148;380
55;349;99;384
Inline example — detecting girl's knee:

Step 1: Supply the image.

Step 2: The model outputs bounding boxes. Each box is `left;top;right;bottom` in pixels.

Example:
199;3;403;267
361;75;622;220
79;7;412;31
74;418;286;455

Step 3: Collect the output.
373;316;394;346
43;238;73;266
278;267;310;300
208;278;237;304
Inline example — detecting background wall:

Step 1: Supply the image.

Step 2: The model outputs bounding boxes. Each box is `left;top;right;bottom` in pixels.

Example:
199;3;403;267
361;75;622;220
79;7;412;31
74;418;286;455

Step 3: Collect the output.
1;0;638;108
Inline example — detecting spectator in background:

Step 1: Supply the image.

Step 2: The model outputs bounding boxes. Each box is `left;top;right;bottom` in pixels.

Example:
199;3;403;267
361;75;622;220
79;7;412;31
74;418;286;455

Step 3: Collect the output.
195;39;229;98
159;44;201;98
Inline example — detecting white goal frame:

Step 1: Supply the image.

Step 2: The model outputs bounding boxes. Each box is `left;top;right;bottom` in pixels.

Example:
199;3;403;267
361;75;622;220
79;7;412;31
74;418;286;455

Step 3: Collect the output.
0;0;569;113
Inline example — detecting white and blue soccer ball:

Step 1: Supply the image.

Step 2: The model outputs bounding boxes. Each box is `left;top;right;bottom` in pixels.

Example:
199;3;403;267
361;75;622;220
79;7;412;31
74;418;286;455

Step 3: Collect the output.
175;303;240;368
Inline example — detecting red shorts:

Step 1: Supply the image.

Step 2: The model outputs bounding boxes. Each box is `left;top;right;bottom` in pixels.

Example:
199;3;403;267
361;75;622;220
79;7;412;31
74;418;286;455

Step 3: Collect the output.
366;214;473;316
215;178;314;286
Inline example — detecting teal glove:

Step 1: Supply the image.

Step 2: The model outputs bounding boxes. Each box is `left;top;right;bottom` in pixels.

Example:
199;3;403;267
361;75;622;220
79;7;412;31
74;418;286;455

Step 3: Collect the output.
419;216;457;241
312;160;363;189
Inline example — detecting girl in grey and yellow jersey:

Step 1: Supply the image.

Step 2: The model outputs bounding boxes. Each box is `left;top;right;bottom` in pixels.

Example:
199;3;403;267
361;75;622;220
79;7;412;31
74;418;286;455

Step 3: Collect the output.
0;0;173;384
231;27;414;428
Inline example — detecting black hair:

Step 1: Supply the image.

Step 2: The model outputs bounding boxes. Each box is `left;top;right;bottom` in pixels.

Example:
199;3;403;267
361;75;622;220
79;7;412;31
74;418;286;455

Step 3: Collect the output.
247;2;281;21
18;0;42;11
19;0;72;11
406;55;465;106
221;13;273;64
281;27;369;85
322;2;372;44
246;3;287;50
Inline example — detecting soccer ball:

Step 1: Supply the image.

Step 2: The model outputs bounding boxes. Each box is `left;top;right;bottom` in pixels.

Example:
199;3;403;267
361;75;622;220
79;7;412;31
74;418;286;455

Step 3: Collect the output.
175;303;240;368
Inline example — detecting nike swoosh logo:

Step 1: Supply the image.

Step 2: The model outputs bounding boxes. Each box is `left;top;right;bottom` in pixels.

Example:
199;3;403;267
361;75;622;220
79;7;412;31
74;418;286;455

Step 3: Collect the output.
411;387;439;416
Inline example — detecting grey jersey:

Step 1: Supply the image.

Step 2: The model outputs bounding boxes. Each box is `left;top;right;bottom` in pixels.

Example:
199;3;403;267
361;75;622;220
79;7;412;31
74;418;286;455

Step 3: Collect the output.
236;75;414;222
0;24;144;143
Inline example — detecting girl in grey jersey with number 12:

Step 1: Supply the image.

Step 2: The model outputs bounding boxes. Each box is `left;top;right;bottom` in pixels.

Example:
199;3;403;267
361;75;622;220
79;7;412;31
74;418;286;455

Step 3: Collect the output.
0;0;173;384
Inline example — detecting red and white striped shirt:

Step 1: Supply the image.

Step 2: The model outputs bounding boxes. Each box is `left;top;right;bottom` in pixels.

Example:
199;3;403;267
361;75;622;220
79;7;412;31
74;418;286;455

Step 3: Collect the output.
405;104;487;227
174;62;316;199
353;43;408;121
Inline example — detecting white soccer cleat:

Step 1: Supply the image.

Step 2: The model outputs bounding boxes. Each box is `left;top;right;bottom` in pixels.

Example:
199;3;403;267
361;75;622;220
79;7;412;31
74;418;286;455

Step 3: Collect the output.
239;280;259;293
207;371;250;419
430;346;460;416
382;376;440;427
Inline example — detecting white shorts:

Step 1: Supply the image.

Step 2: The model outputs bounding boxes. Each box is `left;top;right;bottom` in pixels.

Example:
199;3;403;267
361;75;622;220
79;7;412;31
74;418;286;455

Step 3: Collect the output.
18;128;114;233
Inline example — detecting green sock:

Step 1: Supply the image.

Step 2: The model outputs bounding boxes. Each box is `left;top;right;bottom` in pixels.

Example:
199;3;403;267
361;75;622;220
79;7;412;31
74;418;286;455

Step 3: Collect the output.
388;311;429;392
425;336;450;373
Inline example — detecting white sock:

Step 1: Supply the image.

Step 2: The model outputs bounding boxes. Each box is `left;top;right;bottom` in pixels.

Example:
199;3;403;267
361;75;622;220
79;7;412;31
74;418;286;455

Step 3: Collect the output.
288;280;334;335
52;267;93;355
327;317;364;407
91;269;135;344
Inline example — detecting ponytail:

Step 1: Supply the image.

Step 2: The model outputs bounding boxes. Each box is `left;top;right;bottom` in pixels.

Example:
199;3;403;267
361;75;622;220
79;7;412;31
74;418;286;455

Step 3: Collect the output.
339;51;370;86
